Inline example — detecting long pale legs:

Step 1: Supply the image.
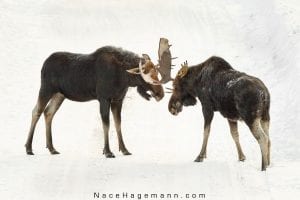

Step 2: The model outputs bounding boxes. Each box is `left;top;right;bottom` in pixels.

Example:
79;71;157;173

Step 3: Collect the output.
194;110;214;162
111;100;131;155
228;120;246;161
261;120;270;166
249;118;269;171
99;98;115;158
43;93;65;154
25;94;52;155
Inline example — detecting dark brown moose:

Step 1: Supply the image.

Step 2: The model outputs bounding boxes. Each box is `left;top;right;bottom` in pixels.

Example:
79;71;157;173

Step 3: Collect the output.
168;57;271;171
25;46;170;158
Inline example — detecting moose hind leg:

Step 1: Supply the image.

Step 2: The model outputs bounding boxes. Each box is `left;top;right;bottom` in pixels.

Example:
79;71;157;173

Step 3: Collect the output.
25;94;52;155
228;120;246;161
44;93;65;154
111;100;131;155
261;120;270;166
99;98;115;158
248;118;269;171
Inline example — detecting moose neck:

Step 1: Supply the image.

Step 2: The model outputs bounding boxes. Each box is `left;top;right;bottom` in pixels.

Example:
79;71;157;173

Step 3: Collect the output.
126;57;149;87
127;73;146;87
182;66;200;97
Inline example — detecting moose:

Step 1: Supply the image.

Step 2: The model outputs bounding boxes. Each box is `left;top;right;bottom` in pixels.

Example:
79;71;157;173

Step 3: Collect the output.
168;56;271;170
25;42;176;158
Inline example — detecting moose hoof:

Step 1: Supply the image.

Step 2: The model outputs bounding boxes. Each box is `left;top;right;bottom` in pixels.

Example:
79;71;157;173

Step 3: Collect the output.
239;156;246;162
25;144;34;155
194;156;204;162
48;148;60;155
105;153;115;158
26;151;34;155
50;150;60;155
122;150;132;156
104;151;115;158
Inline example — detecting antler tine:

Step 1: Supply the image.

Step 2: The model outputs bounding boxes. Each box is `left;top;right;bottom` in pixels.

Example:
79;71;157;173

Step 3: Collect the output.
165;87;173;93
181;60;188;68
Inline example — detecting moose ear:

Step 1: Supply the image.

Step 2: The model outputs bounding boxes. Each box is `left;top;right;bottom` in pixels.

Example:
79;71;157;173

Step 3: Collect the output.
142;54;151;61
126;67;140;74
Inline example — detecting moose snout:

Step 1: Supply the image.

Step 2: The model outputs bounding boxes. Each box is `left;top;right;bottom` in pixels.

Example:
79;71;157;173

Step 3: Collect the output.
168;100;182;116
170;107;178;115
152;90;164;102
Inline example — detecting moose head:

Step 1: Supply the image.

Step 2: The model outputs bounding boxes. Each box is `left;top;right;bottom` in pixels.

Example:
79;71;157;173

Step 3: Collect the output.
168;61;197;115
127;38;177;101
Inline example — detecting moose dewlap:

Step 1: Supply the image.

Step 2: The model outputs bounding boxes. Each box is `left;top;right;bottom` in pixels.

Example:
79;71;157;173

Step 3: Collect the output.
168;56;271;171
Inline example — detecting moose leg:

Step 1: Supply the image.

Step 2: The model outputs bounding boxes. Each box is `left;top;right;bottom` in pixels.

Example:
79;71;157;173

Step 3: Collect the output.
25;94;52;155
99;98;114;158
248;118;269;171
195;109;214;162
261;120;270;166
43;93;65;154
228;120;246;161
111;100;131;155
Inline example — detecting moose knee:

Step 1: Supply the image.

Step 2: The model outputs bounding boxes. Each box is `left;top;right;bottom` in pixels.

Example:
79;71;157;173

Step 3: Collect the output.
32;104;45;117
43;107;55;122
231;131;239;141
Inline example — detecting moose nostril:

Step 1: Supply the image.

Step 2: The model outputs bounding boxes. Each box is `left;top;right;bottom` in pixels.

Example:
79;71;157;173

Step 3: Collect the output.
170;108;177;115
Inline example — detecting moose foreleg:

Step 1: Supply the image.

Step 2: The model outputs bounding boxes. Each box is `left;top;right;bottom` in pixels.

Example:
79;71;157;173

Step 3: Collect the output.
99;98;114;158
195;108;214;162
111;100;131;155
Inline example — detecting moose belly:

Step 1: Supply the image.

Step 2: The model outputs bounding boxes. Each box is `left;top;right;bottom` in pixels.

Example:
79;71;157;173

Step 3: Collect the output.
61;89;97;102
214;101;241;120
58;82;97;102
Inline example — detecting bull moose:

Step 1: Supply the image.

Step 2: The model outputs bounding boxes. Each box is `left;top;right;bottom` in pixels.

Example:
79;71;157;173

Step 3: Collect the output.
25;46;170;158
168;57;271;170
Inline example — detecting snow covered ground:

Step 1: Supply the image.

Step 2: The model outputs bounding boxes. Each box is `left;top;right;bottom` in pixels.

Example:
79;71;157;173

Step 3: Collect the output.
0;0;300;199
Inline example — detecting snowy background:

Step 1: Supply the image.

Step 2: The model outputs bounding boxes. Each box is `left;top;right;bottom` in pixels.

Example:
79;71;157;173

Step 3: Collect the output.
0;0;300;199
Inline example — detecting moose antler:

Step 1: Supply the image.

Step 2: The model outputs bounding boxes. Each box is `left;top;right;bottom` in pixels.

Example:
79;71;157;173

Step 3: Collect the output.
181;60;188;68
165;87;174;94
127;38;177;85
157;38;176;84
176;60;189;78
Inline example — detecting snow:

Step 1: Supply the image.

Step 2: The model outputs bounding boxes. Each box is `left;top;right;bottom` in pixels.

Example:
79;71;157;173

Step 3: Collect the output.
1;0;300;199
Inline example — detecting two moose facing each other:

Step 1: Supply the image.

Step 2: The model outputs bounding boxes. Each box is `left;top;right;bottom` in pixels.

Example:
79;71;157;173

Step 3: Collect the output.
25;40;271;171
